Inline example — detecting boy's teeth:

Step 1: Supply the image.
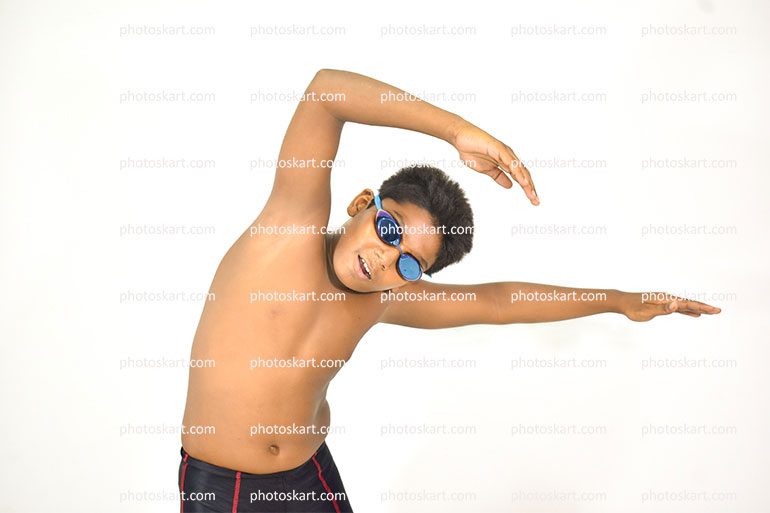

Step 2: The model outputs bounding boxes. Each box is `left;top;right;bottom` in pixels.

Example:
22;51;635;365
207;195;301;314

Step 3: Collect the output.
359;255;371;278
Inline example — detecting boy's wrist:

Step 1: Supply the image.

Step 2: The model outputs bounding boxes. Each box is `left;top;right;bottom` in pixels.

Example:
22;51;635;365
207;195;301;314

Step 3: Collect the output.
609;290;631;315
445;114;470;146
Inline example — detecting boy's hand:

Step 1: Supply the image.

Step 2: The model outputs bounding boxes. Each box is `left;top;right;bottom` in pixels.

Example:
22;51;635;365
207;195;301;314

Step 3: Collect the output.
619;292;722;321
451;120;539;205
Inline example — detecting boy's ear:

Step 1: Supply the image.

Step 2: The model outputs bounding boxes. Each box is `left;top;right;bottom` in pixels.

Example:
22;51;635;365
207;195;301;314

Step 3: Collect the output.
347;188;376;216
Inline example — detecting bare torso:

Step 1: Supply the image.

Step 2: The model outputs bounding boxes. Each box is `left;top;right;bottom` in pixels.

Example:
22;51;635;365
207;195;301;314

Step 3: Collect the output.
181;211;385;473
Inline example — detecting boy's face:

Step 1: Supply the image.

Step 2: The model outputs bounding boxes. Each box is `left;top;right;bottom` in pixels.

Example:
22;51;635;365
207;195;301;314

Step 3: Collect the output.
332;189;442;293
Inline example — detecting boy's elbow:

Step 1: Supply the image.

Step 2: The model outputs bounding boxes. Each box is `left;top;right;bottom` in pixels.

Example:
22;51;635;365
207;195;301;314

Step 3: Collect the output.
312;68;337;84
307;69;335;95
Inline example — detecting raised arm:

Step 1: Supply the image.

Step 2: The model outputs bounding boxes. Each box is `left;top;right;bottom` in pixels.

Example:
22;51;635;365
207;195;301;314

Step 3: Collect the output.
306;69;463;140
379;280;721;329
264;69;538;224
264;69;461;221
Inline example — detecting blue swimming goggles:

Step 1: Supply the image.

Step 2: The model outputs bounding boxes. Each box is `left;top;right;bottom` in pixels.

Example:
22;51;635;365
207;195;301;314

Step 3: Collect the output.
373;194;423;281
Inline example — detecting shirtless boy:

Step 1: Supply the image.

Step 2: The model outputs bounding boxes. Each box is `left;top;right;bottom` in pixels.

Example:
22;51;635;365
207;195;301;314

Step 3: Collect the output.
179;69;721;512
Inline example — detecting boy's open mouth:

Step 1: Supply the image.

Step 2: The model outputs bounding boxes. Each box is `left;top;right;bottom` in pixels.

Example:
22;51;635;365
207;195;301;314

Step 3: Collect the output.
357;254;372;280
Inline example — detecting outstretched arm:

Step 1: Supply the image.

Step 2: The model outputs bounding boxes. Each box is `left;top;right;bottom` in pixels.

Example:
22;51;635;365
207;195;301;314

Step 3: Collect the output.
378;280;721;329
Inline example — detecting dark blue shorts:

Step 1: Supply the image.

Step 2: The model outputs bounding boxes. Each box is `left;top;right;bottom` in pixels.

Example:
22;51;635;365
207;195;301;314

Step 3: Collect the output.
178;442;353;512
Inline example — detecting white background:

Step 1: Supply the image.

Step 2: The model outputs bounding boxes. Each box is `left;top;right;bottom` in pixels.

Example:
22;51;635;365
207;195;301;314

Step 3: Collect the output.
1;0;768;511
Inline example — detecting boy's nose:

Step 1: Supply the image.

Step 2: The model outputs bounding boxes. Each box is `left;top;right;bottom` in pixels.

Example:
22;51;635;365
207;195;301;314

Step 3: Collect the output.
375;246;399;271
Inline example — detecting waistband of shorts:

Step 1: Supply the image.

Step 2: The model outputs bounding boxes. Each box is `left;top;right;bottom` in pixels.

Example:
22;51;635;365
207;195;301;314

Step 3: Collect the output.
179;441;332;480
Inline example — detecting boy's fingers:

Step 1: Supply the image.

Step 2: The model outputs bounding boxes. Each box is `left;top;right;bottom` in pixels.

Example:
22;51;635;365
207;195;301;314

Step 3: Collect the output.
506;145;533;184
487;167;513;188
663;300;678;314
643;293;720;320
690;300;721;314
504;146;539;204
677;298;721;315
503;160;537;202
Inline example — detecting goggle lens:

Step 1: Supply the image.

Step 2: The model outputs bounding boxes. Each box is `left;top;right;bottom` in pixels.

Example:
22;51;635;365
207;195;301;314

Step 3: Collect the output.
376;215;401;245
398;254;422;281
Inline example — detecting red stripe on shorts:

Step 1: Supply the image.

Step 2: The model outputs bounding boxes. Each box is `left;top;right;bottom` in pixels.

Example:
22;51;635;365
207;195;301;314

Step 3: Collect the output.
312;451;341;513
232;471;242;513
180;453;189;513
